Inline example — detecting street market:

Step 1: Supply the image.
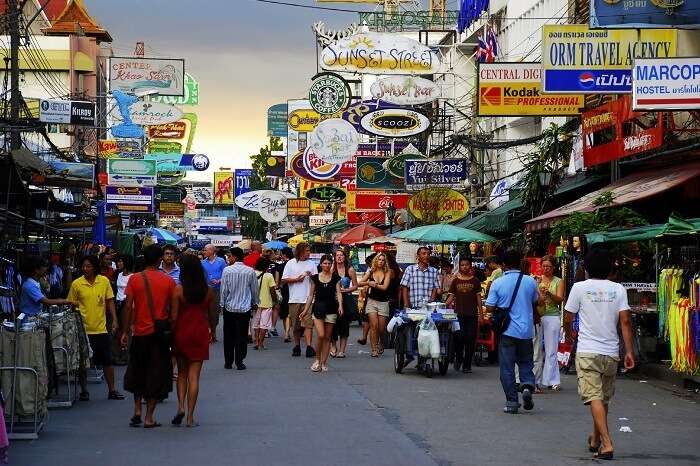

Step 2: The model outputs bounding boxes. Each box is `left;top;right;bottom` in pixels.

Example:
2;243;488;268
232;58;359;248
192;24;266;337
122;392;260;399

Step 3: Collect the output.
0;1;700;465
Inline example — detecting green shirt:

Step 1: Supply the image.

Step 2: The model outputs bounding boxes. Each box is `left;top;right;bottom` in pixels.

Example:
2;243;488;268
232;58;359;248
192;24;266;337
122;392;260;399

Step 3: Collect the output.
538;276;562;317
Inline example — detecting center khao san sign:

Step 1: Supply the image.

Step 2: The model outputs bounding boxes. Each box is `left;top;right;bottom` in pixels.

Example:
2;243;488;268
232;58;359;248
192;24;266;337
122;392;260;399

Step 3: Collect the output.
321;32;440;75
370;76;441;105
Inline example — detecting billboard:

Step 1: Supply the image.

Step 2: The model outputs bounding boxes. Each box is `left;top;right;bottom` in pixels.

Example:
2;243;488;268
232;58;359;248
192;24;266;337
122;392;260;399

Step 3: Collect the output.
288;198;311;216
590;0;700;29
477;63;583;116
632;58;700;111
404;158;468;191
151;73;199;105
347;211;385;225
542;25;677;94
109;57;185;96
105;186;154;212
107;159;157;186
355;192;411;210
268;103;288;137
214;172;234;204
40;99;95;125
235;169;254;198
31;161;94;189
147;113;198;155
356;156;404;190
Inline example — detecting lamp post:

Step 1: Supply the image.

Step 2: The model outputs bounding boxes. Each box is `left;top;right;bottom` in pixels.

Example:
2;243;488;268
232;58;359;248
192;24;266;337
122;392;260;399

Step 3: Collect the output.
386;201;396;234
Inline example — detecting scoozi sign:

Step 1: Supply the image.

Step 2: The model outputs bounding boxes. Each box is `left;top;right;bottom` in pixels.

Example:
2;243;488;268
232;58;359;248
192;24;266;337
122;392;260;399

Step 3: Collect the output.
308;118;359;164
305;186;346;203
370;76;441;105
408;188;469;223
360;109;430;138
321;32;440;75
309;73;350;115
404;159;468;191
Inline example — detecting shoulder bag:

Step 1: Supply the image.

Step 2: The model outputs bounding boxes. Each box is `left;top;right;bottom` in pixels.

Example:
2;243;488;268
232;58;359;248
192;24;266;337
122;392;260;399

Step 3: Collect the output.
141;272;173;346
491;272;523;335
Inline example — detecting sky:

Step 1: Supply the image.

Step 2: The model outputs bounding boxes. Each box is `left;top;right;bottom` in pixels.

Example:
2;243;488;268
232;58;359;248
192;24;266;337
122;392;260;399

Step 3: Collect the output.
83;0;378;181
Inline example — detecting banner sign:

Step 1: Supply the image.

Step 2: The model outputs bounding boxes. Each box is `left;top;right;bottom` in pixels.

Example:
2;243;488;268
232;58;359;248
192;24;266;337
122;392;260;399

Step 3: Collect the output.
582;95;664;167
632;57;700;110
320;32;440;75
192;186;214;205
159;201;185;217
404;158;468;191
356;156;404;190
151;73;199;105
288;198;311;216
355;192;411;210
234;168;254;198
107;159;157;186
105;186;154;212
407;188;469;223
477;63;583;116
370;76;441;106
40;99;95;125
214;171;234;204
590;0;700;29
347;211;385;225
268;103;288;137
360;108;430;138
109;57;185;96
542;25;677;94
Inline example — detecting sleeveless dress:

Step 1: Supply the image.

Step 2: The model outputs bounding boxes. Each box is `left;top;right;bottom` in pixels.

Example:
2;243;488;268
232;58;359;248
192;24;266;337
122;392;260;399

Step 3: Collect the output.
174;295;211;361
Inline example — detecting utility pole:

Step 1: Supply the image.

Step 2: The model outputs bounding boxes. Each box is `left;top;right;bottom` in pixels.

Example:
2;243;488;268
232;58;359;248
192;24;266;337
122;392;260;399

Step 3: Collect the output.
9;0;22;150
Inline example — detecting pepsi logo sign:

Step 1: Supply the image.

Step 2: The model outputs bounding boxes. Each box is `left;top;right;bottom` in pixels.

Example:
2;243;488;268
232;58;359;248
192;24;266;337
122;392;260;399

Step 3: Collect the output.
579;72;595;89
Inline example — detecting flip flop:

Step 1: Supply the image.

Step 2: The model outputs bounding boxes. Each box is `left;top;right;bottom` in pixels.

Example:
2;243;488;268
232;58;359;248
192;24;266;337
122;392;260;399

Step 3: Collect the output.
144;422;162;429
330;350;337;358
337;352;346;358
129;416;142;427
186;422;200;428
594;449;614;460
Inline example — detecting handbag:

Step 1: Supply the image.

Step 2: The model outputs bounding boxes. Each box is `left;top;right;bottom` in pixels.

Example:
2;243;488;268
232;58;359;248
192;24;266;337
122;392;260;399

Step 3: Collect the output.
491;272;523;335
141;272;173;346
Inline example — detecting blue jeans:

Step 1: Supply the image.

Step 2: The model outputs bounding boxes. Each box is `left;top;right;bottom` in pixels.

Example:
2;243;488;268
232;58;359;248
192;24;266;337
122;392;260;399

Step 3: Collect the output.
499;334;535;407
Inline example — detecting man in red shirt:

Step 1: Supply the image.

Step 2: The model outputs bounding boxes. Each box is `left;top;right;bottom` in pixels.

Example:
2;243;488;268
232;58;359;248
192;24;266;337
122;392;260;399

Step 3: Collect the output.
121;244;176;428
243;241;262;268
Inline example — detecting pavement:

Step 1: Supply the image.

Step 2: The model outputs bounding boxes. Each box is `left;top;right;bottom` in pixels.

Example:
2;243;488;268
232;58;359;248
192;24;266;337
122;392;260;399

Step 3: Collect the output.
11;326;700;466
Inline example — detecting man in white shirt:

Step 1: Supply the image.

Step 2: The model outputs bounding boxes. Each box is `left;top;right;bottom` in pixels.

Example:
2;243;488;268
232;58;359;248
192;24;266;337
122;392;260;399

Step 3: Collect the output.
281;242;318;358
565;249;634;461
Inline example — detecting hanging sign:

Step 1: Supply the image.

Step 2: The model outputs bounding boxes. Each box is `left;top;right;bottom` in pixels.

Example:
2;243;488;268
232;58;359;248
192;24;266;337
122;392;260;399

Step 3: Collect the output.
214;171;234;204
148;121;187;139
408;188;469;223
288;198;311;216
356;156;404;190
234;168;254;197
404;158;468;191
347;211;386;225
192;186;214;205
105;186;154;213
309;72;351;115
370;76;441;105
384;147;426;179
265;155;286;177
288;108;321;132
109;57;185;96
359;108;430;138
258;191;288;223
128;101;183;125
308;118;359;164
234;190;295;211
320;32;440;75
157;171;185;187
98;140;119;158
305;186;346;203
632;57;700;110
302;146;343;181
268;103;288;137
159;201;185;217
590;0;700;29
309;214;334;227
355;192;411;210
39;99;95;125
151;72;199;105
107;159;157;186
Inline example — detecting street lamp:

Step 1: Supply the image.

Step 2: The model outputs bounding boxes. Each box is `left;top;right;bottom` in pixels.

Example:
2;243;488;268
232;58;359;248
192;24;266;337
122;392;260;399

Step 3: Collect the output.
386;201;396;234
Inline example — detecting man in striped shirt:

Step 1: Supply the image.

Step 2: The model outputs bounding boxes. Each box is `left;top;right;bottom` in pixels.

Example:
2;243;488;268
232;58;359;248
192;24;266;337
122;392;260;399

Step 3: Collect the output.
220;247;259;370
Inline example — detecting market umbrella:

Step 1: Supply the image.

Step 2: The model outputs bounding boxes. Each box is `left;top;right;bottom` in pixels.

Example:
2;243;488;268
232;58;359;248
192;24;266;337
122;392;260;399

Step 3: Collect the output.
657;213;699;238
354;235;403;246
236;239;252;251
263;240;288;250
149;227;183;245
288;234;322;248
335;224;385;246
390;224;496;243
91;200;107;245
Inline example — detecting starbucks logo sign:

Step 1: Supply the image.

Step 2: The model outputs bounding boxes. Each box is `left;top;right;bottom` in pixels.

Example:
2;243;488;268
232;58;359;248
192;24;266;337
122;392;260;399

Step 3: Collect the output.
309;72;350;115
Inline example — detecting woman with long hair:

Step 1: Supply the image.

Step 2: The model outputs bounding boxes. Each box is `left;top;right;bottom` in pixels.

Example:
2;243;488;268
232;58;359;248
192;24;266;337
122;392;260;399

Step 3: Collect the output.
171;255;217;427
358;253;393;358
537;255;565;391
330;249;357;359
301;254;343;372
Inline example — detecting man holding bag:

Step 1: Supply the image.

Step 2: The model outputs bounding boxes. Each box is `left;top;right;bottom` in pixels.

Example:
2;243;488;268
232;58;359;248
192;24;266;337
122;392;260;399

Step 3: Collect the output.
485;250;539;414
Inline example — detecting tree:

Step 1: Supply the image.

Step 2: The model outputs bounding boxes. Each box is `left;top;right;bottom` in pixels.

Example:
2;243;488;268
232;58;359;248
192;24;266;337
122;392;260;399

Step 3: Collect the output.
241;137;283;240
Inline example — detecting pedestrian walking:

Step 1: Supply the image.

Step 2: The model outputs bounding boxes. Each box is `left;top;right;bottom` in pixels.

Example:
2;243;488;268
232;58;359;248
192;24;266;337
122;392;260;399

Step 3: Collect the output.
301;254;342;372
114;255;134;365
121;245;177;428
275;247;294;342
330;249;357;359
356;252;376;347
253;257;277;350
219;247;259;370
485;249;539;414
243;240;262;268
67;255;123;402
160;244;181;284
537;255;565;391
358;253;393;358
400;247;440;309
201;244;227;342
564;249;635;460
445;257;482;373
171;255;217;427
281;242;317;358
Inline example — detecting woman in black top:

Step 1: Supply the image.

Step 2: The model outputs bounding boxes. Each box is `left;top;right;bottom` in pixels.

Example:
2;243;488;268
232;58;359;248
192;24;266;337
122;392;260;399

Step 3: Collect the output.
301;255;343;373
358;253;393;358
330;249;358;359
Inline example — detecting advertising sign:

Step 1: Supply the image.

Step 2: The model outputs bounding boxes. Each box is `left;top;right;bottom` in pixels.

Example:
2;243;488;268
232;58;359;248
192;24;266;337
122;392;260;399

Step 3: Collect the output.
98;140;119;158
268;103;288;137
265;155;286;177
107;159;157;186
105;186;154;212
347;211;385;225
159;201;185;217
31;161;94;189
148;121;186;139
404;158;468;191
39;99;95;125
582;95;664;167
192;187;214;205
356;156;404;190
288;198;311;216
288;107;321;132
632;58;700;110
109;57;185;96
151;73;199;105
305;186;346;203
542;25;677;94
214;171;234;204
384;147;425;179
320;32;440;75
370;76;441;105
590;0;700;29
234;190;295;211
147;113;197;154
308;118;359;164
407;188;469;223
158;187;182;202
360;109;430;138
234;168;254;198
309;73;350;115
477;63;583;116
309;214;334;227
115;139;144;158
258;191;288;223
128;101;183;125
355;192;411;210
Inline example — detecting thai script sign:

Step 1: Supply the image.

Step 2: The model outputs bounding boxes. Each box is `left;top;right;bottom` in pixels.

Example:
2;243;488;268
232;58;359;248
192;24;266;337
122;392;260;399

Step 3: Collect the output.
477;63;583;116
360;108;430;138
109;57;185;96
40;99;95;125
590;0;700;29
214;171;234;204
308;118;359;164
408;188;469;223
404;159;468;191
370;76;441;106
632;57;700;110
105;186;154;212
542;25;677;93
107;159;157;186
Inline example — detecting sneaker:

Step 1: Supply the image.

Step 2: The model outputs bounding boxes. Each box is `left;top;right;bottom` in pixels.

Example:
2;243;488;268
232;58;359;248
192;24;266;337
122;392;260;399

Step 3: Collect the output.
306;346;316;358
310;360;321;372
292;345;301;357
522;388;534;411
503;406;519;414
321;364;329;372
284;337;291;343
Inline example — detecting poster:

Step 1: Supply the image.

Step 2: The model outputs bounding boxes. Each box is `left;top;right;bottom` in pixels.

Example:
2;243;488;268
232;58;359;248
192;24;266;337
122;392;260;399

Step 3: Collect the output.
214;171;234;204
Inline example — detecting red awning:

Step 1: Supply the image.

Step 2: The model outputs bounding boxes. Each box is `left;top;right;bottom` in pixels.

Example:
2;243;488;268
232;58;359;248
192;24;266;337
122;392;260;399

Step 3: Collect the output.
525;161;700;232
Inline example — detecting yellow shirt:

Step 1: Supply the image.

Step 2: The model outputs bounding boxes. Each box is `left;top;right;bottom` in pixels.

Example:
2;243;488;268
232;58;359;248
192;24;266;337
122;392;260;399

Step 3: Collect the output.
257;272;276;309
67;275;114;334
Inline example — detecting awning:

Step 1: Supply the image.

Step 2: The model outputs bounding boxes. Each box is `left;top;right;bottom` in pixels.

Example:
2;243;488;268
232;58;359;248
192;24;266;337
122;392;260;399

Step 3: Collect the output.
587;214;700;245
526;162;700;232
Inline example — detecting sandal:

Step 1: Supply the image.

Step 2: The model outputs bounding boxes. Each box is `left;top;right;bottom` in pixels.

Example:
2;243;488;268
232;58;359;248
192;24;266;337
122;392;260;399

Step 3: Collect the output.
357;338;367;345
185;422;200;428
108;391;125;400
129;415;142;427
329;349;337;358
588;435;600;453
551;384;561;392
310;360;322;372
337;352;346;359
172;412;185;426
143;422;162;429
594;449;614;460
371;351;379;358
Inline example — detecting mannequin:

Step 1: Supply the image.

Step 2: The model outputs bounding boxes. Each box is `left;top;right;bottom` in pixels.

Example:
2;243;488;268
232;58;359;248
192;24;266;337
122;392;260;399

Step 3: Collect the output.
469;242;479;256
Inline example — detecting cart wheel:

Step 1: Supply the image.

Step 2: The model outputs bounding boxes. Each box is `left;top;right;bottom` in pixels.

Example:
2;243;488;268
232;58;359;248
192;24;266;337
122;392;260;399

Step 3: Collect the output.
394;351;405;374
425;360;434;378
438;358;449;376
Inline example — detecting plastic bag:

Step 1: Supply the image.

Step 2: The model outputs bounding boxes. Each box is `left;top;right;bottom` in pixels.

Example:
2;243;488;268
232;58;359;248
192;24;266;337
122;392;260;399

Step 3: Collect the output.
417;317;440;358
387;315;403;334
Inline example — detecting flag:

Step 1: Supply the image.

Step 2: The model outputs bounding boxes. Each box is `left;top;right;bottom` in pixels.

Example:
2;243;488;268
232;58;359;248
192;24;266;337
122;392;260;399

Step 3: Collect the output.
485;25;498;62
458;0;490;34
476;35;488;63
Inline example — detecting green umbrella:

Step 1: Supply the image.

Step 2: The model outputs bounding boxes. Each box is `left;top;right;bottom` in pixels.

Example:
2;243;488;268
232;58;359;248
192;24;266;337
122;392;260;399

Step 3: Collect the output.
390;224;496;243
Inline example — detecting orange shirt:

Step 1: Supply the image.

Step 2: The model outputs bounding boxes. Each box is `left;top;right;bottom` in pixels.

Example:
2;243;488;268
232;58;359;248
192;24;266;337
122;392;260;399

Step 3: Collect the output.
125;270;176;336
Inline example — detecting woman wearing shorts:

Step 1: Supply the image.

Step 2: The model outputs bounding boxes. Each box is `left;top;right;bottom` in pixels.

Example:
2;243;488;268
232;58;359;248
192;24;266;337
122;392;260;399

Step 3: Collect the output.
301;255;343;372
253;257;277;350
358;253;393;358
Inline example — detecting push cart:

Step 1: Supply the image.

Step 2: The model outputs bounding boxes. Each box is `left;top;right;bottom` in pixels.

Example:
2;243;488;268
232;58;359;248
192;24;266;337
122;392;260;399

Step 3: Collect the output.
474;320;497;367
392;311;456;378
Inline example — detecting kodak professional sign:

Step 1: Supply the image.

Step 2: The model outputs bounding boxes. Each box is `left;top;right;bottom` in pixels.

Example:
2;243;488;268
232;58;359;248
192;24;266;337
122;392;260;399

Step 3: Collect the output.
477;63;583;116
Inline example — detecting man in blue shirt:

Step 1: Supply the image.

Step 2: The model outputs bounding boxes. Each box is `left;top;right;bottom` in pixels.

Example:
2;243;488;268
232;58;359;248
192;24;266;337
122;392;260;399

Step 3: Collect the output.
20;256;73;317
159;244;181;284
201;244;227;342
486;249;539;414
